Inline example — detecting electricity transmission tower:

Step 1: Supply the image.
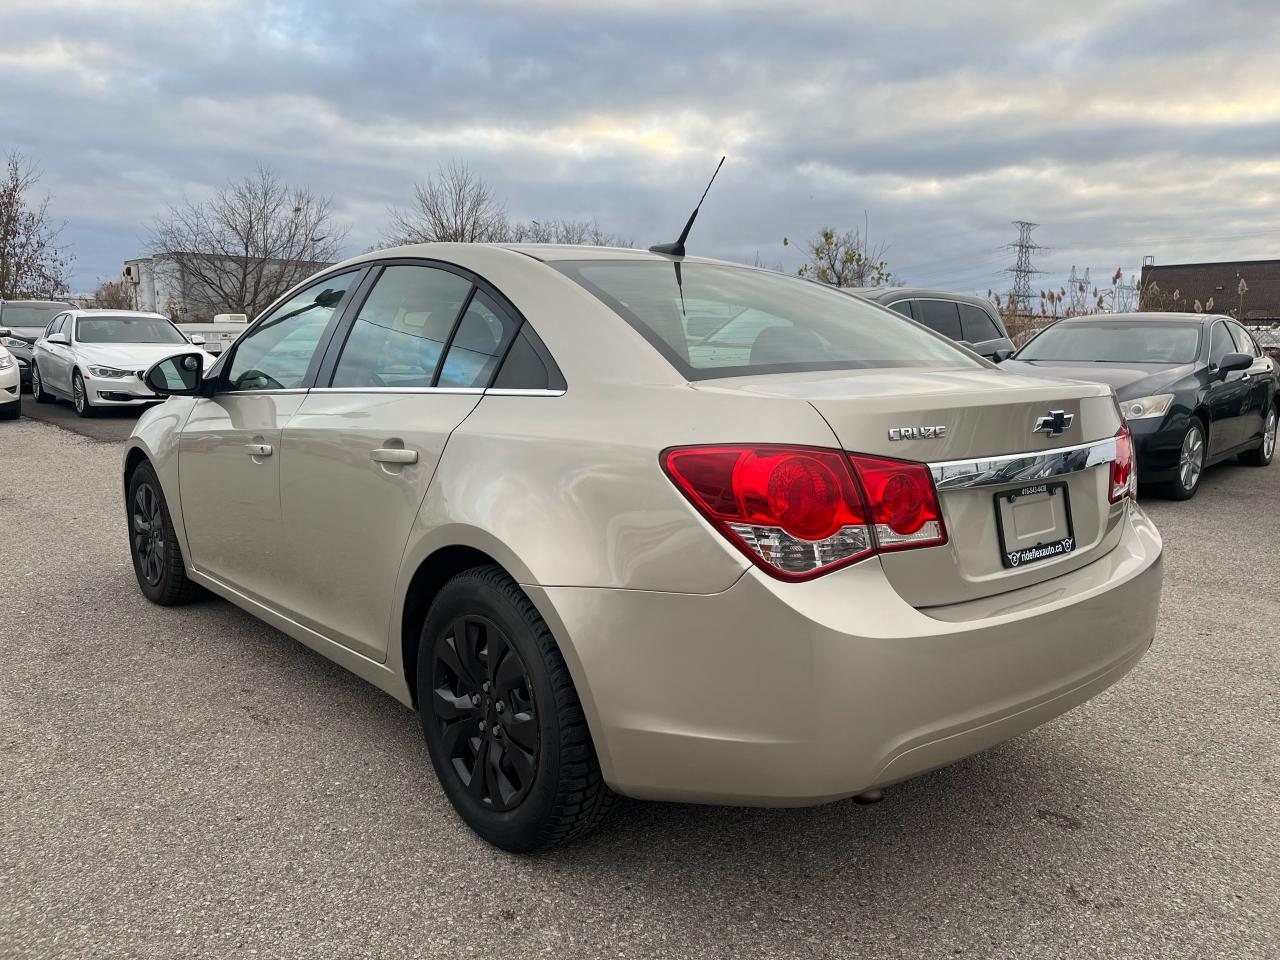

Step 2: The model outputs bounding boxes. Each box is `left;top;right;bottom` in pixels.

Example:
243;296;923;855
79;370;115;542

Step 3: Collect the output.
1067;265;1091;314
1115;274;1137;312
1005;221;1044;318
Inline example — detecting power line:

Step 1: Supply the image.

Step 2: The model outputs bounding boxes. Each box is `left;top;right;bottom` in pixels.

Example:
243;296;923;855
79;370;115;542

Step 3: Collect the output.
1005;221;1044;317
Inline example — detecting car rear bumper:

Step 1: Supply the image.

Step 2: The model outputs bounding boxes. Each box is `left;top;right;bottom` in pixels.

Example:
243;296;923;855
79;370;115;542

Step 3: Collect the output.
528;502;1163;805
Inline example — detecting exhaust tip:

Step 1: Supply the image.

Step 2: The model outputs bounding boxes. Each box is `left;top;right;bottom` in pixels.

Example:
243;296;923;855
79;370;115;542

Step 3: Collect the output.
853;788;884;805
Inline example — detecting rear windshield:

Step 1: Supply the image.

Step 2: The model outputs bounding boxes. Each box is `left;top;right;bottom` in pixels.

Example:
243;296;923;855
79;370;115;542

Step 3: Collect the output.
76;316;186;345
1017;321;1201;363
552;261;979;379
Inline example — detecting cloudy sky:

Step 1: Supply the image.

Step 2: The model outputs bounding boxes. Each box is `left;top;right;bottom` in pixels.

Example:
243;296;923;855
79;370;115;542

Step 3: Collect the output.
3;0;1279;297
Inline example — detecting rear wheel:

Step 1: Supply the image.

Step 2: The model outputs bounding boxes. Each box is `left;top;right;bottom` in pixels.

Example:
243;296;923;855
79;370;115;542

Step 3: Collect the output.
72;371;95;417
1239;406;1276;467
1158;419;1206;500
418;565;614;852
127;462;200;605
31;364;54;404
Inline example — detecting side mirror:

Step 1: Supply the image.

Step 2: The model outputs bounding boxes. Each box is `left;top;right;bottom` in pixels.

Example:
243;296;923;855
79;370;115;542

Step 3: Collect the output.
1216;352;1253;375
145;353;205;396
47;332;69;346
188;334;206;346
992;347;1014;363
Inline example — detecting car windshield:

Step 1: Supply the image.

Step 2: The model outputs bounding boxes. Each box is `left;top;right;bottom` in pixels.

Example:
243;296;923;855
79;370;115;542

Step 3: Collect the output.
1017;321;1202;363
2;304;66;329
553;260;979;379
75;316;186;345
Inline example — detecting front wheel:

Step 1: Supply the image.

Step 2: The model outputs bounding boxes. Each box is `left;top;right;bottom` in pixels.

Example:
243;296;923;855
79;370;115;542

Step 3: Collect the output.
72;371;95;417
127;462;200;605
1157;419;1206;500
418;565;615;852
1239;406;1276;467
31;364;55;404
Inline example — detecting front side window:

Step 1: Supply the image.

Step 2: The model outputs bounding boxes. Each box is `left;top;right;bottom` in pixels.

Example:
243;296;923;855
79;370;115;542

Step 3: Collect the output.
332;265;472;388
436;291;518;388
225;272;356;391
917;300;963;341
958;303;1002;343
1019;321;1202;364
75;316;186;345
553;261;977;379
1209;322;1236;367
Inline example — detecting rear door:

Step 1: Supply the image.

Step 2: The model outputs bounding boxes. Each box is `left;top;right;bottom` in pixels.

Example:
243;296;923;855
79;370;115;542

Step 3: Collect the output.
915;299;963;344
1227;320;1273;446
277;263;519;660
957;302;1012;359
177;271;361;600
1206;319;1250;453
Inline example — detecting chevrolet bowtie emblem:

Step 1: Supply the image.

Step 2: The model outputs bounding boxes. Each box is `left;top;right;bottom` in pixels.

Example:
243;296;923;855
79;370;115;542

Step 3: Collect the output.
1033;410;1074;437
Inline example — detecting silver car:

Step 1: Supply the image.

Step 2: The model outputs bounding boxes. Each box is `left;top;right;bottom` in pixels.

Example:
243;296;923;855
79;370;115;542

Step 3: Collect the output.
123;244;1164;851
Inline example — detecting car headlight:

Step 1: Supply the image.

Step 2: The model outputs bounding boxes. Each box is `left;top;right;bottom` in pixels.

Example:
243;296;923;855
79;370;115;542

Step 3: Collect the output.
87;365;131;379
0;352;13;370
0;336;27;348
1121;394;1175;420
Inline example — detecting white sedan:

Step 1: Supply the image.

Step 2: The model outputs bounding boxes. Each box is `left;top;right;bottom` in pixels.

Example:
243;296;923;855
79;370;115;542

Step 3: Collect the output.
31;310;216;417
0;342;20;419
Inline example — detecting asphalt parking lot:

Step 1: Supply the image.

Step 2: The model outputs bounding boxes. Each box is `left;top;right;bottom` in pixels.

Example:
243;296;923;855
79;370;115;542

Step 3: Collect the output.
1;412;1276;960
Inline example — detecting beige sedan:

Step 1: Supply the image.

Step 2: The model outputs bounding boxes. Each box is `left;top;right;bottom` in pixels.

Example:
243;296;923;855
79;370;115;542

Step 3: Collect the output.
123;243;1163;851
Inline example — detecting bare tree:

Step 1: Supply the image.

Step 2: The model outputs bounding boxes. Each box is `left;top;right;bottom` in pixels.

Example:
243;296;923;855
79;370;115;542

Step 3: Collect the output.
0;152;73;299
91;278;137;310
507;217;627;246
785;226;893;288
383;160;509;245
149;165;347;319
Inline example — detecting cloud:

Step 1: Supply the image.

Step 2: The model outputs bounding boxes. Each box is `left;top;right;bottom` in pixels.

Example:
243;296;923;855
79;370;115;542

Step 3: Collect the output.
1;0;1278;294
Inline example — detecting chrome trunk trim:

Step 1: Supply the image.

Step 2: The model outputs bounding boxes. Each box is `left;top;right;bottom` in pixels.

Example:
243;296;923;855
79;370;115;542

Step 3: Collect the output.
929;437;1118;490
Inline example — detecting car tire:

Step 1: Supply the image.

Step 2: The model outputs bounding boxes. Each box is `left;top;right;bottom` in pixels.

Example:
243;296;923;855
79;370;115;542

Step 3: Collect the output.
0;397;19;420
31;364;55;404
1158;418;1206;500
127;462;201;606
418;564;615;852
1239;405;1276;467
72;370;96;417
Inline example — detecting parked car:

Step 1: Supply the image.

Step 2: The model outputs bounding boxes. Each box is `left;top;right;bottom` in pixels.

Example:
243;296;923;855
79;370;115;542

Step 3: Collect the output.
1001;313;1277;499
850;287;1016;361
0;343;20;419
123;244;1163;852
0;299;74;389
31;309;216;417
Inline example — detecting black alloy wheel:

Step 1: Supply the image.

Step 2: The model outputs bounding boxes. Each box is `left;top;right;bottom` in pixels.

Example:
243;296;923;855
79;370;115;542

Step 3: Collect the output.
431;614;541;812
126;462;200;605
418;565;614;852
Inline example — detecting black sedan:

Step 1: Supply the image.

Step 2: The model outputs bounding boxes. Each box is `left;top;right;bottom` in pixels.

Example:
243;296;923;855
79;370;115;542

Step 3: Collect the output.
1002;313;1278;499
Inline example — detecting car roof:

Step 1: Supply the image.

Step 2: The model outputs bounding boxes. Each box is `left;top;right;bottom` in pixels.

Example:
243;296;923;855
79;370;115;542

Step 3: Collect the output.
1050;312;1218;325
64;309;170;320
334;241;749;272
1;299;73;308
849;286;996;307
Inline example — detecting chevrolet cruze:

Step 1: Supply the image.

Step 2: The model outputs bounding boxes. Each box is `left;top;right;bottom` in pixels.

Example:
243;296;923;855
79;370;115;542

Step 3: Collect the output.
123;243;1164;851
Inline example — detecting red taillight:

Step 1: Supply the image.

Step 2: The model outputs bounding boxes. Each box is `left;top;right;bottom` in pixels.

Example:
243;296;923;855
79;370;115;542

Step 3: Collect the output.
661;445;947;580
1110;422;1136;502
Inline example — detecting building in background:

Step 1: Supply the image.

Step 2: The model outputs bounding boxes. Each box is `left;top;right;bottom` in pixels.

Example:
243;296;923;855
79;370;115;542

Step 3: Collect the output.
1139;257;1280;323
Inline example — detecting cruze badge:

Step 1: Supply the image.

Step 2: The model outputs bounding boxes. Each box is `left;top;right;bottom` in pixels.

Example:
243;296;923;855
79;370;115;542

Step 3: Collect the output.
888;425;947;441
1033;410;1074;437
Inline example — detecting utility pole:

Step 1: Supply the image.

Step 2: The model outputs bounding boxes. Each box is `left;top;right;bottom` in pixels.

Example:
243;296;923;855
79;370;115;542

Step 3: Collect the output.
1005;221;1044;320
1067;265;1090;315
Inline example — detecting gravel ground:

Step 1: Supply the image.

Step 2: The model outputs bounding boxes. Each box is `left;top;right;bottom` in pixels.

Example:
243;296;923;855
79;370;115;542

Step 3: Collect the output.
1;416;1276;960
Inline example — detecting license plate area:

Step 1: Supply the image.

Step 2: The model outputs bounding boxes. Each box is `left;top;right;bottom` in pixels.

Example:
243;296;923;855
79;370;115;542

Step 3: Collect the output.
994;481;1075;569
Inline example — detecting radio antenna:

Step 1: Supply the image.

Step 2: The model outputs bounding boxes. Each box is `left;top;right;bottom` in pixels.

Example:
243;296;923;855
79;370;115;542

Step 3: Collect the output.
649;156;725;258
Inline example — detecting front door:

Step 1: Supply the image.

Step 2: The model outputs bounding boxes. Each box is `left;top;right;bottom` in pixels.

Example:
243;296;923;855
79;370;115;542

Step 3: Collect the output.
177;271;360;599
1205;319;1250;454
278;265;518;660
39;314;73;394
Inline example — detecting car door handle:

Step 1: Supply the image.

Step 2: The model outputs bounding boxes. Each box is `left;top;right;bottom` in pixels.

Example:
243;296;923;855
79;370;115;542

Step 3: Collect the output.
370;447;418;465
244;443;273;457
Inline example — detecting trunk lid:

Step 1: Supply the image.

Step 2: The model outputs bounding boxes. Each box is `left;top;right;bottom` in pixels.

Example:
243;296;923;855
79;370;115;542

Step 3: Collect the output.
695;367;1127;605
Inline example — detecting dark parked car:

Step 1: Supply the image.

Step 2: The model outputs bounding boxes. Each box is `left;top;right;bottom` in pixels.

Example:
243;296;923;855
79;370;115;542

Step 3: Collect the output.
851;287;1015;361
0;299;73;389
1002;313;1277;499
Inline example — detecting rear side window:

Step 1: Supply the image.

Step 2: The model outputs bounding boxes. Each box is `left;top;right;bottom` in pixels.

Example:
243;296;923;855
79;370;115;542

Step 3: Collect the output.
917;300;963;341
1227;321;1260;358
958;303;1002;343
552;261;976;379
332;265;471;388
436;291;518;388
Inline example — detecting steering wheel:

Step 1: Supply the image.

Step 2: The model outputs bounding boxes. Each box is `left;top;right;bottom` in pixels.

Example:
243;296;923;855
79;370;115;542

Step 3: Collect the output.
233;368;285;391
